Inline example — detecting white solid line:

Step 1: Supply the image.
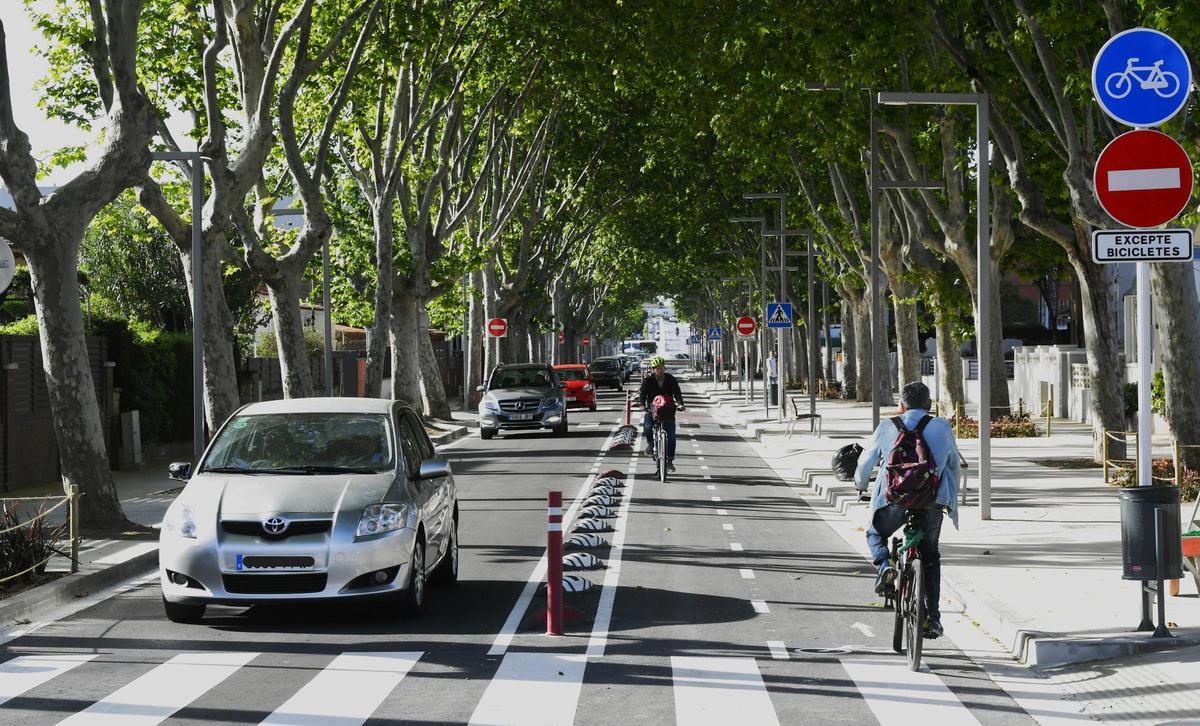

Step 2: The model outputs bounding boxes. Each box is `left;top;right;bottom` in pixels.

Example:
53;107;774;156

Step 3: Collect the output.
0;654;97;706
60;652;258;725
91;541;159;566
730;543;744;552
1107;167;1180;192
841;658;983;726
586;459;636;657
717;509;728;516
487;425;618;656
722;523;735;531
766;641;789;660
751;600;769;614
262;652;422;726
468;653;588;726
671;657;779;726
739;569;755;579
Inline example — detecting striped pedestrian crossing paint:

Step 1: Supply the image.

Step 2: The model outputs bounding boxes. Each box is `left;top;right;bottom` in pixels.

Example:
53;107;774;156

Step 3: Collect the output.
468;653;587;726
0;654;97;707
671;656;779;725
262;652;422;725
59;652;258;725
840;657;983;726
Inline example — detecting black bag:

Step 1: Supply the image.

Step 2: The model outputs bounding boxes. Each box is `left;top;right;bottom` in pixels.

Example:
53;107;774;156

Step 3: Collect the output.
832;443;863;481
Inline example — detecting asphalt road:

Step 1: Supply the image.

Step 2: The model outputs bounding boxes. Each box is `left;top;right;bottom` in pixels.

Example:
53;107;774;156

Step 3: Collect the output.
0;380;1052;725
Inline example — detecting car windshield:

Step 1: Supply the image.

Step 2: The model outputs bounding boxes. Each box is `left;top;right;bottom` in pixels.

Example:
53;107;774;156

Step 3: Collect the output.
592;361;617;370
490;368;555;389
556;368;588;381
202;413;393;473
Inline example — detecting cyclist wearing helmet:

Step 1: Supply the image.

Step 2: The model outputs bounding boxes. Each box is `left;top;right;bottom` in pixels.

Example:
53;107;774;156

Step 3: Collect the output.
639;355;685;471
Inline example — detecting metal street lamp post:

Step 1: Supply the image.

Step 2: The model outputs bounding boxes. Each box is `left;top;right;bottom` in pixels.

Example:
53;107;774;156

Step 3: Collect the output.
730;215;768;417
151;151;205;463
876;90;991;520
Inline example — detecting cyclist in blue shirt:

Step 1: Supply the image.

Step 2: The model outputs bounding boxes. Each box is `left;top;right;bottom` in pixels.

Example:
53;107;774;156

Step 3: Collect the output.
853;381;961;639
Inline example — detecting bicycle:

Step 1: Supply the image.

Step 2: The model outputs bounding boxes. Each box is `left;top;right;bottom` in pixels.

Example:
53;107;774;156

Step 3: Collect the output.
1104;57;1181;99
885;509;929;671
653;418;668;483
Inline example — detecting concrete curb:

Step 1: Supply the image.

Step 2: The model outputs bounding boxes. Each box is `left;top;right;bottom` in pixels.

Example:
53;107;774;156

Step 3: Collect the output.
701;391;1200;670
0;545;158;627
431;423;470;447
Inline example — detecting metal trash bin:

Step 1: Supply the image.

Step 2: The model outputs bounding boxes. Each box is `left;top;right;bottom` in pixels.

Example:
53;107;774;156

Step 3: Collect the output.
1119;485;1182;580
769;382;778;406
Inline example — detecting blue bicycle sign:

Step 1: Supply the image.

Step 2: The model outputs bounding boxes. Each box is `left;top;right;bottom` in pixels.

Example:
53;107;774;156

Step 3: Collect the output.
1092;28;1192;128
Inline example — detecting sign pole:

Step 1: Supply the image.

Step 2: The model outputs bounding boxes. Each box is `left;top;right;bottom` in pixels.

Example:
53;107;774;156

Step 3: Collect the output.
1137;262;1152;488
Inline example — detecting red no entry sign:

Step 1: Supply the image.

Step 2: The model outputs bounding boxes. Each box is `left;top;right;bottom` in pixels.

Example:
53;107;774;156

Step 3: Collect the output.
736;316;756;337
487;317;507;337
1094;130;1193;228
582;335;591;346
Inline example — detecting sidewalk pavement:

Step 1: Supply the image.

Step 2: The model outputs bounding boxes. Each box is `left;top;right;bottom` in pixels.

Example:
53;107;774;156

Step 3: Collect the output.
1;415;471;628
694;382;1200;724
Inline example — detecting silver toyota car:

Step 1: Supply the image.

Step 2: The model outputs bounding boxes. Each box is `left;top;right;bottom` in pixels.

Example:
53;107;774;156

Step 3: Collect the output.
158;398;457;623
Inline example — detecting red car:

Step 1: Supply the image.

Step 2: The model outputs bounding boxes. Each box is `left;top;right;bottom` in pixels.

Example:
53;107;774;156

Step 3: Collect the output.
553;364;597;411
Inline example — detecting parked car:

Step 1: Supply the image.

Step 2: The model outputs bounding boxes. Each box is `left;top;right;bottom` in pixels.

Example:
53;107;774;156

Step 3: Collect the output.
159;398;457;623
553;364;597;410
588;357;626;390
477;363;568;439
664;353;691;372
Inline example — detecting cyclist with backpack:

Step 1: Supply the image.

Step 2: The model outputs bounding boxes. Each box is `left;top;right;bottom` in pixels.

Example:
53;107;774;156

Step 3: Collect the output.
853;381;961;639
639;355;685;472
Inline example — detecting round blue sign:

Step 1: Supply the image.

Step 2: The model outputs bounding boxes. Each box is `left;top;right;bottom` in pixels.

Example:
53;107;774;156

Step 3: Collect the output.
1092;28;1192;128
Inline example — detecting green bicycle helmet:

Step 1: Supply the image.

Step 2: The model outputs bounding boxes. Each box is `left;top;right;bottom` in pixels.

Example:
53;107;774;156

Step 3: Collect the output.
649;355;666;367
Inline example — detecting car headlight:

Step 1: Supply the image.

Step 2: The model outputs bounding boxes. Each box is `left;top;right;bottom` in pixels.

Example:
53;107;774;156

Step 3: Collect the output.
356;503;409;537
482;398;501;412
164;504;197;539
582;384;593;391
543;397;562;408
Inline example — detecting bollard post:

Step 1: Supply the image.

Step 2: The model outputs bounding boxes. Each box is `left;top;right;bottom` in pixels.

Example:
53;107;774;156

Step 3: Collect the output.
1174;441;1182;488
546;491;563;635
1018;397;1024;418
1153;507;1172;638
1045;387;1053;437
625;392;631;427
1103;431;1110;484
69;484;80;574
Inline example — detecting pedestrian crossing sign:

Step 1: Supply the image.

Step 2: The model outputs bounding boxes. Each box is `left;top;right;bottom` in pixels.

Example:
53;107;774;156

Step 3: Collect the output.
766;302;792;328
688;334;701;344
707;326;722;340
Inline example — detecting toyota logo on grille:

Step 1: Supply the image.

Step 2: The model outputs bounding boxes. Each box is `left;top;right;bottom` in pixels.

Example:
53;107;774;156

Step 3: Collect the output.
262;516;289;535
513;401;524;410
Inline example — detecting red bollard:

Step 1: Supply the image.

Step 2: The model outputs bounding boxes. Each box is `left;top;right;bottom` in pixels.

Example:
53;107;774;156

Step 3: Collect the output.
625;392;632;426
546;491;563;635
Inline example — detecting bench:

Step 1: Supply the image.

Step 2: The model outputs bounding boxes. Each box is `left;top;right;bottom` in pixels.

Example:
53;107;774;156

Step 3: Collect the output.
785;396;822;438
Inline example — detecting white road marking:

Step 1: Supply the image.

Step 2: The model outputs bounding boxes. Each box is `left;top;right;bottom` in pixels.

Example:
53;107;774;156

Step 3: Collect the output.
717;509;728;516
706;485;716;491
722;523;735;531
488;426;618;656
468;653;587;726
671;657;779;726
697;457;706;461
710;496;721;502
766;641;790;660
739;569;755;579
91;542;157;566
586;461;637;657
703;474;712;480
1107;167;1180;191
751;600;770;614
60;652;257;725
851;622;875;638
730;543;744;552
0;654;97;706
840;658;983;726
700;465;709;470
262;652;421;726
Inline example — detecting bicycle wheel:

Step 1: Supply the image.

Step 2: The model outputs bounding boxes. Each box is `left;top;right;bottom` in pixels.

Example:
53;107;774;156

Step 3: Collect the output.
905;559;925;671
657;427;668;482
891;568;905;654
1104;72;1131;99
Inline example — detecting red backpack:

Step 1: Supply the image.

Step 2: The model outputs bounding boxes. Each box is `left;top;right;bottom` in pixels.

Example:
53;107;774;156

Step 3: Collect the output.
884;415;939;508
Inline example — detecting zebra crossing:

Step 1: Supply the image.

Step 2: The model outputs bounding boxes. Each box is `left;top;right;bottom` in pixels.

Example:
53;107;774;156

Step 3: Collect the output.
0;646;1021;725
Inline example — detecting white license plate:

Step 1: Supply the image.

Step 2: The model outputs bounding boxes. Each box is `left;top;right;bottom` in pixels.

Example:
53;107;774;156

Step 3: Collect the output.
510;413;534;420
566;396;577;402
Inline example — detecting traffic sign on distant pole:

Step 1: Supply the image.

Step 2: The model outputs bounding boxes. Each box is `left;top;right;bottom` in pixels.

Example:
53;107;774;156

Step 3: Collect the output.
487;317;508;338
735;316;756;337
1094;130;1193;229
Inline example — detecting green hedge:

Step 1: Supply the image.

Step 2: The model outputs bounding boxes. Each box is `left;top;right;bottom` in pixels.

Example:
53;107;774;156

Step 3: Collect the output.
90;318;194;445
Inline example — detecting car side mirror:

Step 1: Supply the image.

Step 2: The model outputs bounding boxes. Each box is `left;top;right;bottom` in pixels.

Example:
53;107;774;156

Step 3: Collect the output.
476;385;486;392
416;457;452;481
559;382;568;389
168;462;192;481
